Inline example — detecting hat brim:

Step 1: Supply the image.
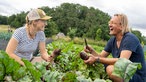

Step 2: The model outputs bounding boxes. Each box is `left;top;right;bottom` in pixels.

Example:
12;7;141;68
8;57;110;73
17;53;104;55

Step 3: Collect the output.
40;16;52;20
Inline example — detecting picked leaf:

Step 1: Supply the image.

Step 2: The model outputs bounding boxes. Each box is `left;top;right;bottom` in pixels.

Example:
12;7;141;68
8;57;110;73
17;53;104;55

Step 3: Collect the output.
112;58;142;82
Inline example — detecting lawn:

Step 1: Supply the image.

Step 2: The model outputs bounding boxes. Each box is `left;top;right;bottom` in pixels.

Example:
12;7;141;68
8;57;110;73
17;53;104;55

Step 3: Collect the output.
0;25;15;32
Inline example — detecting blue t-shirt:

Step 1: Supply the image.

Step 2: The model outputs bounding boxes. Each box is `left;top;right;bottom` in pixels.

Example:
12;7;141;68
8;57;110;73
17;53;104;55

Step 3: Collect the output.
104;32;146;80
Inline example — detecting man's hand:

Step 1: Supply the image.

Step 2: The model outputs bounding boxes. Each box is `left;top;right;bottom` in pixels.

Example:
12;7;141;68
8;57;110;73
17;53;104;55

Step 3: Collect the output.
84;54;97;65
84;45;94;54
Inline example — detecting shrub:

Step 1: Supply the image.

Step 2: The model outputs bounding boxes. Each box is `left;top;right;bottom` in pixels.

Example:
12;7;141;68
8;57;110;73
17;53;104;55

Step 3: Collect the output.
0;32;12;40
0;32;12;50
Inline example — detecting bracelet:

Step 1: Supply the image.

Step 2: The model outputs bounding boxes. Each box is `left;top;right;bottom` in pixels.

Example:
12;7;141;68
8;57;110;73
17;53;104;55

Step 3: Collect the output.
96;57;100;63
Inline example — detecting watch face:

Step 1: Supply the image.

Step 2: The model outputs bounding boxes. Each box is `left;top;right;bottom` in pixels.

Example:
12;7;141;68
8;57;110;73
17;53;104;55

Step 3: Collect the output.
96;57;100;63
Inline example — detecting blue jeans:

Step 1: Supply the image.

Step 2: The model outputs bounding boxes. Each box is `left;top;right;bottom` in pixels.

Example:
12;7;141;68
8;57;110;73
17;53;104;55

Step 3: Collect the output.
144;77;146;82
129;73;145;82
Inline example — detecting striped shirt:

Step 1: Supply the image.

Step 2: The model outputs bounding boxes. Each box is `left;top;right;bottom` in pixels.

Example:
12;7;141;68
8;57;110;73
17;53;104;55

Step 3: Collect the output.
12;26;45;60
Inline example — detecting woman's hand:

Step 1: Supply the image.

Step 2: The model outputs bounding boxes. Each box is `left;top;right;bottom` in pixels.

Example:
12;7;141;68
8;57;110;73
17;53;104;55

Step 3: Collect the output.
52;49;61;58
46;55;54;62
46;49;61;62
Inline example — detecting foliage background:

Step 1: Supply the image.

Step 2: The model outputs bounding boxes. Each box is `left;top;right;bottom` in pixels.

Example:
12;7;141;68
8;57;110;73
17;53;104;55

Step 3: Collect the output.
0;3;146;43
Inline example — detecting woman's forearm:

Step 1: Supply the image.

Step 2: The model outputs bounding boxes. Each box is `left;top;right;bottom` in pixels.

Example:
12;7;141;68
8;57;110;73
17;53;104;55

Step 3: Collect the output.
41;52;50;61
8;53;24;66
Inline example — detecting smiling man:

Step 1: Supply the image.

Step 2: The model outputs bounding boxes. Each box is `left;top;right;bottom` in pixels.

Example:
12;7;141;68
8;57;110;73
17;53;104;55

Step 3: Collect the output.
83;13;146;82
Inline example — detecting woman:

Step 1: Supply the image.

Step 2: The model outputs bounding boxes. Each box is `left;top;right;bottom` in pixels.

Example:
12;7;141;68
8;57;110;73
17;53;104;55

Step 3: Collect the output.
6;9;57;66
83;14;146;82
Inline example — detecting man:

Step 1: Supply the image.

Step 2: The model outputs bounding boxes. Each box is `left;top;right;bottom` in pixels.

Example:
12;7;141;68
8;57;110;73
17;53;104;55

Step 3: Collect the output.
84;14;146;82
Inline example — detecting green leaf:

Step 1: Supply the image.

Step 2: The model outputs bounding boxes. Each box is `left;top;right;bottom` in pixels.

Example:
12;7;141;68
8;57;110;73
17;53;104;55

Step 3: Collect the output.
5;59;21;74
0;50;26;81
44;71;59;82
12;67;26;80
34;61;48;74
0;63;5;80
62;72;77;82
0;50;9;62
112;58;142;82
22;59;42;82
94;79;106;82
77;76;92;82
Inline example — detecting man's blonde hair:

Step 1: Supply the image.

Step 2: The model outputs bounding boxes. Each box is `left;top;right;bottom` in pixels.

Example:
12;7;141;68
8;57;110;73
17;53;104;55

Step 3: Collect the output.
114;14;131;34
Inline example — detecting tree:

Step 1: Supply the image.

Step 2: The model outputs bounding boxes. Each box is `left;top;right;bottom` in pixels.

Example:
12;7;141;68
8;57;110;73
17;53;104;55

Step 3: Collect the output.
44;20;58;37
96;28;102;40
0;15;8;24
132;30;142;42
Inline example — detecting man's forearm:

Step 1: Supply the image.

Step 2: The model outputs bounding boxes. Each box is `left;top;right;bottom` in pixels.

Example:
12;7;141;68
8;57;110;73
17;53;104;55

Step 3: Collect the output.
99;57;119;65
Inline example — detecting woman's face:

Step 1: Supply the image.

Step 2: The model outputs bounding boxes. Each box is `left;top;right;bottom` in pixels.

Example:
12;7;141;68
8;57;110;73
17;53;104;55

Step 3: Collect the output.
108;16;122;36
34;19;47;31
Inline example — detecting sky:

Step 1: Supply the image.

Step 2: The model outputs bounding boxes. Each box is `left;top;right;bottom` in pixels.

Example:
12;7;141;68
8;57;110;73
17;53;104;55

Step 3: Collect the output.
0;0;146;36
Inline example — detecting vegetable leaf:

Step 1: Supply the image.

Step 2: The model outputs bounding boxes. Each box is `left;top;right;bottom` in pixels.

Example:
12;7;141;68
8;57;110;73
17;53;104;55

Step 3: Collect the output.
112;58;142;82
22;59;42;82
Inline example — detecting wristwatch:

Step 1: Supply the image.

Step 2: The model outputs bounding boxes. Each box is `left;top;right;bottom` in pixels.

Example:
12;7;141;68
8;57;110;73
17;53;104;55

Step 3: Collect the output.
96;57;100;63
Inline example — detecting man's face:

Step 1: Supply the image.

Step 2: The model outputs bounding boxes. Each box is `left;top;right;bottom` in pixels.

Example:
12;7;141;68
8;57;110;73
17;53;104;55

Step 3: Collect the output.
108;16;122;36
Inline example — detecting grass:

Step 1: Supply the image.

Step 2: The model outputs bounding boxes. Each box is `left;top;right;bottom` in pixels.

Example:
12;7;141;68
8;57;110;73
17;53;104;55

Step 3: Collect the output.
0;25;15;32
